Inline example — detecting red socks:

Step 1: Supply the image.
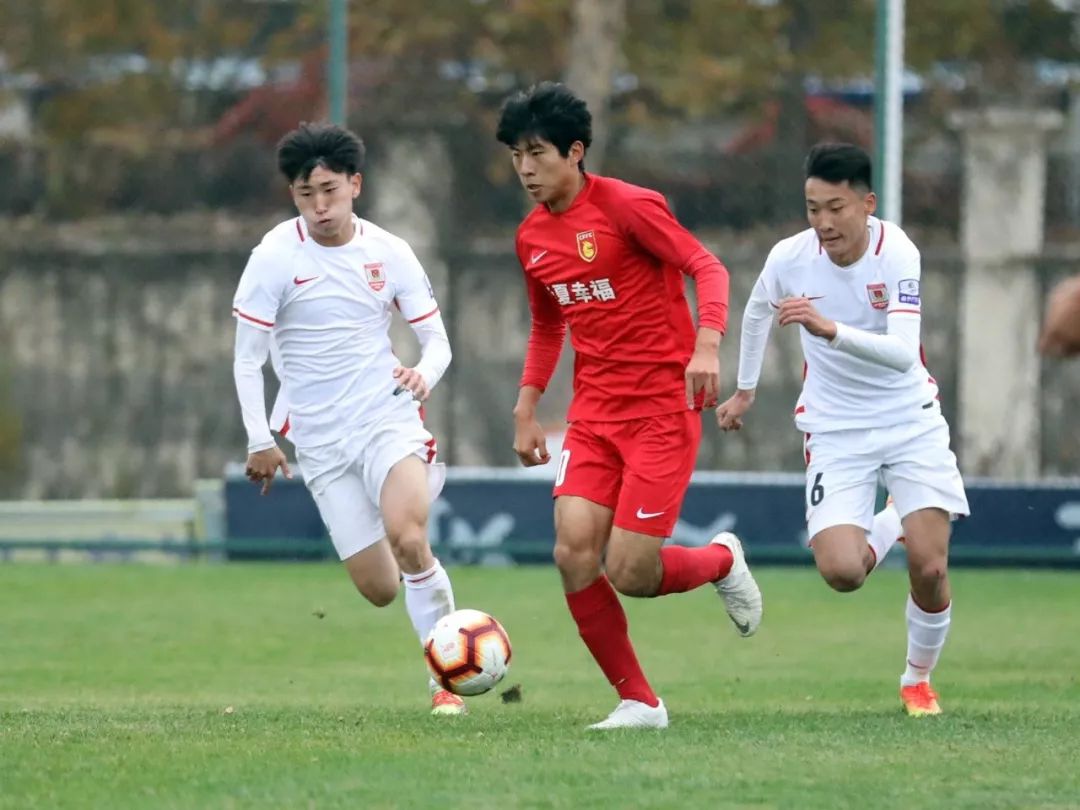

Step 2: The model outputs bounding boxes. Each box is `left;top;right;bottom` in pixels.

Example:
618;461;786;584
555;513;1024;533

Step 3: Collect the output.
565;576;659;707
656;543;733;596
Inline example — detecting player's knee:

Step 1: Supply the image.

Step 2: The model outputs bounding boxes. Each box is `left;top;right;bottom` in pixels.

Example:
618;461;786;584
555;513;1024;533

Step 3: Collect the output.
552;540;600;576
387;524;429;570
910;556;948;588
820;563;867;593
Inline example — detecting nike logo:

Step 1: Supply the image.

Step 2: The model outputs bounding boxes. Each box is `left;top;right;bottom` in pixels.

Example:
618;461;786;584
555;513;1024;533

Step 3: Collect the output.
635;508;665;520
294;275;318;285
530;250;548;265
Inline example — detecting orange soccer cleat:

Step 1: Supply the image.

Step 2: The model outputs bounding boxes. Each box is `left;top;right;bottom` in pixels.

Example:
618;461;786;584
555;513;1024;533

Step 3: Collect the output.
900;681;942;717
431;689;468;716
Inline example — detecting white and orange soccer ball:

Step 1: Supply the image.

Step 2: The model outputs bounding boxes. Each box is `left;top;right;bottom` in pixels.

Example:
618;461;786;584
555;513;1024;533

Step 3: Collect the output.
424;609;512;697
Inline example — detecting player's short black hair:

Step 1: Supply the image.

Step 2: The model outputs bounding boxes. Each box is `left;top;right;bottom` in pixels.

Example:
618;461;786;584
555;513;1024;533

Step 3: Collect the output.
276;123;365;183
804;143;873;192
496;82;593;170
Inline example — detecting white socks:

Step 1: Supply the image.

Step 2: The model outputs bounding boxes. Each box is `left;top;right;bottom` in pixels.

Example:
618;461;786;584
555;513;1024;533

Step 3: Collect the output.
402;559;456;646
901;594;951;686
867;503;903;570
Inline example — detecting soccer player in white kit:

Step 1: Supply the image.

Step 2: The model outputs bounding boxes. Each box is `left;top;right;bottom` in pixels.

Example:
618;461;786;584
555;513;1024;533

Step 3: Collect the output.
717;144;970;716
230;123;465;716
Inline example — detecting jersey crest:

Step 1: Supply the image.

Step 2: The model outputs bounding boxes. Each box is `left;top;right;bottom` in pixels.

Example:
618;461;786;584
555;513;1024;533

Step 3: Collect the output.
866;282;888;310
364;262;387;292
576;230;598;263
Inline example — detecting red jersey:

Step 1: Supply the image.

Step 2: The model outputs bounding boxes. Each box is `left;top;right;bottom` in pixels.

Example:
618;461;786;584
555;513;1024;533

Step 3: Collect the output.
515;174;730;422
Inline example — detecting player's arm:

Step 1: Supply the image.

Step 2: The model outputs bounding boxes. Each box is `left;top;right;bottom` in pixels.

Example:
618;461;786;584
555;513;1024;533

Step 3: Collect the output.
617;191;729;405
513;269;566;467
232;246;292;494
1039;274;1080;357
717;273;776;431
391;245;452;400
233;321;292;494
779;243;922;371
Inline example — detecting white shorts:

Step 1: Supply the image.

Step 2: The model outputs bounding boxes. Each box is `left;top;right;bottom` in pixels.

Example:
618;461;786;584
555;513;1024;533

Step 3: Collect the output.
803;415;970;540
296;404;446;560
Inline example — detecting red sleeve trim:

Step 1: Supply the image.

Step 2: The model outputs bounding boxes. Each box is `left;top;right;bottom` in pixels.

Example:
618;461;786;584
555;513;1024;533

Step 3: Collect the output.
874;224;885;255
295;219;305;242
794;405;806;415
233;308;275;328
408;306;440;324
278;416;290;438
888;308;921;315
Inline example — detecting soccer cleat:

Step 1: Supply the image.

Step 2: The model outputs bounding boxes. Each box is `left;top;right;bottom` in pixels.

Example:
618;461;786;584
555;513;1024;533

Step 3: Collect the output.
900;681;941;717
587;698;668;730
711;532;763;637
431;689;468;716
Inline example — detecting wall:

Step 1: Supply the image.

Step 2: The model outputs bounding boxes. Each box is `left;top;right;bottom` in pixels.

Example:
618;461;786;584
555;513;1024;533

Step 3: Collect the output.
1;219;1078;498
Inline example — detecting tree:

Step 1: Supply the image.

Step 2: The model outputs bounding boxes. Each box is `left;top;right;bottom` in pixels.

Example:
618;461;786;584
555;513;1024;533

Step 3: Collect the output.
564;0;627;171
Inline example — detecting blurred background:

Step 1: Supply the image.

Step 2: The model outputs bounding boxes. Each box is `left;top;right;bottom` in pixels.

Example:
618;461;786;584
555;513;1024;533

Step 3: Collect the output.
1;0;1079;564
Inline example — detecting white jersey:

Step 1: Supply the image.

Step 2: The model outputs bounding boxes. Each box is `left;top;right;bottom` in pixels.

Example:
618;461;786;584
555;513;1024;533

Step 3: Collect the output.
744;217;939;432
232;215;440;449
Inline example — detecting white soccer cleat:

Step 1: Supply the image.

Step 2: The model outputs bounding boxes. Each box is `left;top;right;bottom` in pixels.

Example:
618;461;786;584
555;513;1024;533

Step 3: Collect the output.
711;532;763;637
587;699;669;730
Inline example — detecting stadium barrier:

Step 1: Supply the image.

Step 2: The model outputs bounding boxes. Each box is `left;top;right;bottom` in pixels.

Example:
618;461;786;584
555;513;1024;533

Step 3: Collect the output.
3;469;1077;567
224;466;1080;568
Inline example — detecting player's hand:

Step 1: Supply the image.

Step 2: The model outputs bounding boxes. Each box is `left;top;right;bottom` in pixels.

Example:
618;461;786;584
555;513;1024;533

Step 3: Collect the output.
512;415;550;467
245;446;292;496
392;366;430;401
716;389;755;432
685;347;721;409
778;297;837;340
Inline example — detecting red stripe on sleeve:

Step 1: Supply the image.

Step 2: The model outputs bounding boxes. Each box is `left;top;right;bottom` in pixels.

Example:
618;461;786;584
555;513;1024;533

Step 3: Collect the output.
278;416;290;437
888;308;921;315
408;306;440;324
233;308;274;328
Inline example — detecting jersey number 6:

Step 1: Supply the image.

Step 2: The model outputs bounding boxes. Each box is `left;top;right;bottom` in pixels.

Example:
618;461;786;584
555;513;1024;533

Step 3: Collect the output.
809;472;825;507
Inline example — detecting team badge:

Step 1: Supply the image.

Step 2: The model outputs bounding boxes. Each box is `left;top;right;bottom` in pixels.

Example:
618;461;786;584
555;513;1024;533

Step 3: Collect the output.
866;282;888;310
364;262;386;292
576;230;597;263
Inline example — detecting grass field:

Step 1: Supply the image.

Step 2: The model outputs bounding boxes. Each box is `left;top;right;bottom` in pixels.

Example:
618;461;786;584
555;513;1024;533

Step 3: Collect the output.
2;564;1079;809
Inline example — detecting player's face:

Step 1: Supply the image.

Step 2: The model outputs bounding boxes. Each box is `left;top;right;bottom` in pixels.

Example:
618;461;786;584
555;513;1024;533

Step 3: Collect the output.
509;137;585;212
290;165;361;247
805;178;877;267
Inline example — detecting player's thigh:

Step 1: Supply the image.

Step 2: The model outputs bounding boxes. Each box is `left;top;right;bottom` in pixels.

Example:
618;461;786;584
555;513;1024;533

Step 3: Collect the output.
308;469;384;559
881;417;970;524
342;539;400;606
554;495;613;558
553;495;613;590
362;406;442;539
804;430;879;542
614;410;702;539
552;421;622;513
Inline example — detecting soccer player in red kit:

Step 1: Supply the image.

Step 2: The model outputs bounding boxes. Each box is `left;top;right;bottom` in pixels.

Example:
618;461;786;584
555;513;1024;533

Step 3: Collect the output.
496;82;763;730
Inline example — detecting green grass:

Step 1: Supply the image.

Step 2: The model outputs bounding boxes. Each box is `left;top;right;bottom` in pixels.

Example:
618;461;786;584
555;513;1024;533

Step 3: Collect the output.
1;564;1078;809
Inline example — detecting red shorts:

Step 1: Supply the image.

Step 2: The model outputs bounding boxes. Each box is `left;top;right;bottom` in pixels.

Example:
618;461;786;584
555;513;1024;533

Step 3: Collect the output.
552;411;701;538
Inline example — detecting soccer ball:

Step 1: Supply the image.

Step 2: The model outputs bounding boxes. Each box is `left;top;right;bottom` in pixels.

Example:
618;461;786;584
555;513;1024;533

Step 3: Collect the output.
424;609;512;697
